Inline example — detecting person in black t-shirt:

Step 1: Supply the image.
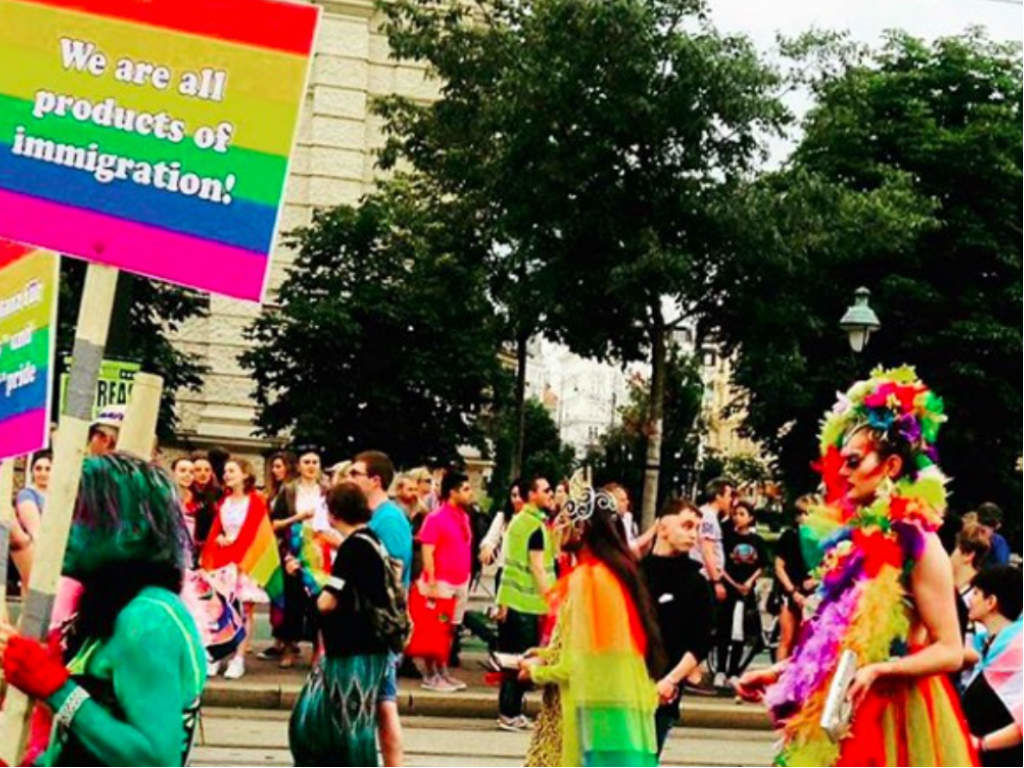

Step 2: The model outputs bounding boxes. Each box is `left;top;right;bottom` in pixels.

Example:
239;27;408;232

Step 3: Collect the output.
288;481;392;766
961;566;1023;767
641;498;714;756
774;494;818;661
716;500;767;683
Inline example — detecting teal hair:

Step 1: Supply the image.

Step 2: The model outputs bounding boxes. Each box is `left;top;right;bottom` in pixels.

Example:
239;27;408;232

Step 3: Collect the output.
65;453;191;578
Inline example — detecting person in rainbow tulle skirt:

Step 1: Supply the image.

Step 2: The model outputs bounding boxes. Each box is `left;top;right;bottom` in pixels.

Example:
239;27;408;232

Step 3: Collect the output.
519;482;662;766
737;365;977;766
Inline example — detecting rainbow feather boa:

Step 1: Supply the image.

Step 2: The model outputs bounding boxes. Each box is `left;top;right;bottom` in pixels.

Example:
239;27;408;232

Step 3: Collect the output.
765;366;948;766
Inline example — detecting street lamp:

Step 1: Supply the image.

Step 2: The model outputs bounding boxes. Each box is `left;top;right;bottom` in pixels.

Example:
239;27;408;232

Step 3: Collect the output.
839;287;881;353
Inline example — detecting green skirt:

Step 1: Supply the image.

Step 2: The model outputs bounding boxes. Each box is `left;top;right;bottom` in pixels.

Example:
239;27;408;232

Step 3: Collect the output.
289;653;389;766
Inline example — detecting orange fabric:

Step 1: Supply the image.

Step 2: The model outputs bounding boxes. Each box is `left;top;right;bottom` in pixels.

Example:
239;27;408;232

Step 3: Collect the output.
837;673;977;767
574;553;647;656
200;491;270;570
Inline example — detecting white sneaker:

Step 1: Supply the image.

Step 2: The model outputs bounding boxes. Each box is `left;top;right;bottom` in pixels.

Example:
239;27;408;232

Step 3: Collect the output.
206;659;221;677
497;715;526;732
515;715;535;730
223;656;245;680
713;671;727;688
443;674;467;691
421;675;441;690
422;674;458;692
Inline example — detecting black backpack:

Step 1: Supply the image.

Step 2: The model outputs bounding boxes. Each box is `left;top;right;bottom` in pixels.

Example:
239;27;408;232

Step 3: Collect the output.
353;532;412;654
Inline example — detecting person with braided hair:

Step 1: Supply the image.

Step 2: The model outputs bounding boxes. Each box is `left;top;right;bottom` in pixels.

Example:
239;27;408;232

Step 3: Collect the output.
0;453;205;766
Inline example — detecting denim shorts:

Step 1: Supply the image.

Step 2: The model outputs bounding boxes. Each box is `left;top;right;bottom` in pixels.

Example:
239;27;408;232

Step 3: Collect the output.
378;651;399;702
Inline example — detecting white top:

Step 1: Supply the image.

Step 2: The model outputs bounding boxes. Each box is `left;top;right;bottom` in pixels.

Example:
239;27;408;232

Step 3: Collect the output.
481;510;508;568
689;503;724;579
296;482;330;532
220;495;250;541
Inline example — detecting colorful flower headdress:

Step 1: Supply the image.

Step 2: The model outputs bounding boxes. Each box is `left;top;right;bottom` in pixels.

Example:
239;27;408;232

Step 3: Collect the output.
819;364;946;474
809;364;950;535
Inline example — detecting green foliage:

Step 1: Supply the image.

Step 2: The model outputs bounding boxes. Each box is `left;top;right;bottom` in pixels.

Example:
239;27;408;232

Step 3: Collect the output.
723;452;773;485
489;398;576;495
377;0;790;520
584;350;703;501
55;261;208;437
716;29;1022;536
239;182;507;467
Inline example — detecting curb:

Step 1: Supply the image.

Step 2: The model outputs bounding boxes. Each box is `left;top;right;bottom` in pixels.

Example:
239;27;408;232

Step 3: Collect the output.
202;683;772;731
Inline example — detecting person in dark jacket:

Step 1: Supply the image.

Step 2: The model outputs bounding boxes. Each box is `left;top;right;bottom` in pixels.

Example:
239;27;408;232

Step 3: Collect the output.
641;497;714;756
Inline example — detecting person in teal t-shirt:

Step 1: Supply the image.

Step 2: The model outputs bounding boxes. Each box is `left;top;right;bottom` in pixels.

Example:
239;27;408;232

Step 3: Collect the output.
346;450;412;768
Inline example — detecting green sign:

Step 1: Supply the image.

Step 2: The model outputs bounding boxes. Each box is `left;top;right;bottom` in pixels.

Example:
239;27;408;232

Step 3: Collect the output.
59;358;141;421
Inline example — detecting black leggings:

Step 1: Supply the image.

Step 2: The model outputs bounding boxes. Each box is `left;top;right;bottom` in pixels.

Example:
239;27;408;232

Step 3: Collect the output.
497;608;539;718
715;593;763;678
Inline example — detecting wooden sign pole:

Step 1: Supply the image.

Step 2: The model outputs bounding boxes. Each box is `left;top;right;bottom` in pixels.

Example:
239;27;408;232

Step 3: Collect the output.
116;373;164;460
0;459;13;624
0;263;119;765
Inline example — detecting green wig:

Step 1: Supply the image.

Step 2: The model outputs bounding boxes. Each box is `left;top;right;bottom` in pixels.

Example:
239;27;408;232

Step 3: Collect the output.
64;452;191;579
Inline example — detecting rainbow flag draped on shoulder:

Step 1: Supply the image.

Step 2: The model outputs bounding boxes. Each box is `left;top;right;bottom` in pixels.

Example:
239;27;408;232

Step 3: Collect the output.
200;491;283;606
971;617;1023;730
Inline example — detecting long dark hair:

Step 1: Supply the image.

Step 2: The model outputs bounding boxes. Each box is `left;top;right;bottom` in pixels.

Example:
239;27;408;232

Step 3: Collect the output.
266;451;297;500
581;502;665;678
67;559;183;657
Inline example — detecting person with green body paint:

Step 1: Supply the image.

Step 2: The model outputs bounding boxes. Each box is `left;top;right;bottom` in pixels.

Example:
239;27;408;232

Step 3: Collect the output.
0;453;205;766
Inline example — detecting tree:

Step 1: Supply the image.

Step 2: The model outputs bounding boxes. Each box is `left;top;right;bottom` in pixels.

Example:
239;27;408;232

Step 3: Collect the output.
377;0;789;527
55;261;208;438
239;181;507;467
489;397;576;496
716;30;1022;539
584;349;703;505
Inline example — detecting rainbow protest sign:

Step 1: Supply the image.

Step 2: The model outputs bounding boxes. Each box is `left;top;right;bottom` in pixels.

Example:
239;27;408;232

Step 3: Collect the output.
0;239;58;460
0;0;319;301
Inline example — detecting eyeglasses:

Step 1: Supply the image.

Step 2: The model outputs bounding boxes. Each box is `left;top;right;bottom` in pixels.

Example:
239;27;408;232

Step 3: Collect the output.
347;468;368;478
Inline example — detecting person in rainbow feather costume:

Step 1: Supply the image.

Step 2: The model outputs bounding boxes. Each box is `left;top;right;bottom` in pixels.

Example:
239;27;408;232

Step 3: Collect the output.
737;365;977;766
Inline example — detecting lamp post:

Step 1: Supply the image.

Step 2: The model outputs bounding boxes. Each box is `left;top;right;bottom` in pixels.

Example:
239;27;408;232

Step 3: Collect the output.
839;287;881;352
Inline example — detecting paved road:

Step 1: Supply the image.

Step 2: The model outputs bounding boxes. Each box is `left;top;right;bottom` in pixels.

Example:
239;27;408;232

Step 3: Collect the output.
194;707;775;767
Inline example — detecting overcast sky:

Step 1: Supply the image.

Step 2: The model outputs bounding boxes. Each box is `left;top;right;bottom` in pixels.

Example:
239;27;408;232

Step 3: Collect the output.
705;0;1022;163
709;0;1020;50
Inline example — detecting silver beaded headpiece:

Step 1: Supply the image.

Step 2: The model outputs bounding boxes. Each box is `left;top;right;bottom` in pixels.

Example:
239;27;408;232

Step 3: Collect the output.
560;469;617;527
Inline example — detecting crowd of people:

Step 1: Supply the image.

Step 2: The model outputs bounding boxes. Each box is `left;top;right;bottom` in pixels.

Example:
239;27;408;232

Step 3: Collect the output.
1;364;1021;767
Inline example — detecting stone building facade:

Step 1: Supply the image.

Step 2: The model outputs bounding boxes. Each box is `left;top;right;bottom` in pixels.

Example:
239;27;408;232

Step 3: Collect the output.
167;1;438;478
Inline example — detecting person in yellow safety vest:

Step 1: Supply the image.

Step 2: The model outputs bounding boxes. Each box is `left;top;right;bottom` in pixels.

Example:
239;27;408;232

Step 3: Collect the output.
494;476;557;732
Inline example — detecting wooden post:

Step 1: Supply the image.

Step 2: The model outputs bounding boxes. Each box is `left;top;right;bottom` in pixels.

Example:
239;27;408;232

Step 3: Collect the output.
0;459;13;624
0;263;119;765
116;373;163;459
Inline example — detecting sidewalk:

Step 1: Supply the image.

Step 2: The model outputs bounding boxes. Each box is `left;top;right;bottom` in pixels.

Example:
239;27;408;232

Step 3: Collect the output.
204;643;772;731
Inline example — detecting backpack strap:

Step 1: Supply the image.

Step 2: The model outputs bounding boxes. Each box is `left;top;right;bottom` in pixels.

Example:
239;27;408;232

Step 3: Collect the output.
354;530;405;583
353;530;388;563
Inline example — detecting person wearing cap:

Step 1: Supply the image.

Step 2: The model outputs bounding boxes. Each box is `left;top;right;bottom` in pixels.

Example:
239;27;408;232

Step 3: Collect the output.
87;407;124;456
